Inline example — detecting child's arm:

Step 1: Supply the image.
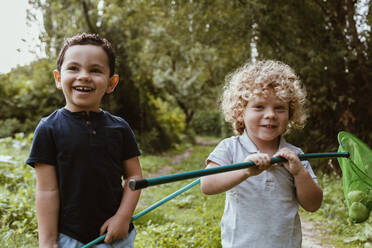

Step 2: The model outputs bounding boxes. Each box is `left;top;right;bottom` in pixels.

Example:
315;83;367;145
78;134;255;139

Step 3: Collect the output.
274;148;323;212
34;163;60;248
201;153;273;194
100;156;142;243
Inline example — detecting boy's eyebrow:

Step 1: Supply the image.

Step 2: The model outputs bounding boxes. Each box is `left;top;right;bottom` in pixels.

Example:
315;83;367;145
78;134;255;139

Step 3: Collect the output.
90;63;105;69
250;99;288;105
250;99;265;104
63;61;79;66
63;61;106;69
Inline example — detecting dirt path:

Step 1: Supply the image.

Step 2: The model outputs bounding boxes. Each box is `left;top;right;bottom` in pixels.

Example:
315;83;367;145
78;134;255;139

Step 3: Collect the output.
301;215;335;248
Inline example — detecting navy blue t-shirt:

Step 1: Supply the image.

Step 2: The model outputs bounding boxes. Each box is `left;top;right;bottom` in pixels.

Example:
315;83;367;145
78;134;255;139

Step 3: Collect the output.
26;108;141;244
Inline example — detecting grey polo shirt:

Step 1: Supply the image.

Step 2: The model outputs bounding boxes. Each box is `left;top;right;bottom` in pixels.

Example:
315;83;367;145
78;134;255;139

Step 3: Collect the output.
207;131;317;248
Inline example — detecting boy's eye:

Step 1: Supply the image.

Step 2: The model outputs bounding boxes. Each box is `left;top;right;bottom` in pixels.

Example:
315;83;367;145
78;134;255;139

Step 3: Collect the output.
67;66;78;71
275;106;288;111
91;68;102;73
253;105;264;109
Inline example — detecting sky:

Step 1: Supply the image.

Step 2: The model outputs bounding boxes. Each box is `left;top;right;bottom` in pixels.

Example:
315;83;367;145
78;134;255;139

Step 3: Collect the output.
0;0;44;74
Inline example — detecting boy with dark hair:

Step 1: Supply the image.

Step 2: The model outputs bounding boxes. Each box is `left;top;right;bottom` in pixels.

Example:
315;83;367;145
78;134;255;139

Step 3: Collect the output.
27;33;142;248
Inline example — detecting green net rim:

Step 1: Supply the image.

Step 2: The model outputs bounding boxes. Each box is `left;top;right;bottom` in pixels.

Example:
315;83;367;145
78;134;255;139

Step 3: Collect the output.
337;131;372;188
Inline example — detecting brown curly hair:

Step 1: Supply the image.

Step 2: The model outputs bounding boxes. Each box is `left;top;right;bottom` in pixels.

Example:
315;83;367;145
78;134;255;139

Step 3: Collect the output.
221;60;307;135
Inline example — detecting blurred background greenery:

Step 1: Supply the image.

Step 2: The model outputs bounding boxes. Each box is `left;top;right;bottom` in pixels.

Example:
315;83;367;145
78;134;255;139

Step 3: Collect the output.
1;1;372;246
1;0;371;171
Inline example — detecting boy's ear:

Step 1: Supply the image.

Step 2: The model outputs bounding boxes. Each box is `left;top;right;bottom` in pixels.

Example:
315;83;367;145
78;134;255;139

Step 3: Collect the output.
53;70;62;90
106;74;119;94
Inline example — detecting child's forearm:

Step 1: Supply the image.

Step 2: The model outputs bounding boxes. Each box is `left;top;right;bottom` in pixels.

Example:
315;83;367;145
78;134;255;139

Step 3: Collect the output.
98;157;143;243
36;189;60;247
34;164;59;248
201;162;249;194
100;174;141;244
100;176;141;244
294;169;323;212
117;176;142;220
117;156;143;220
201;154;274;195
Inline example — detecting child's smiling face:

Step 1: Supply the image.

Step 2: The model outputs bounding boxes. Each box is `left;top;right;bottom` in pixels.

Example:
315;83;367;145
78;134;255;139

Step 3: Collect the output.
54;44;118;112
243;89;289;147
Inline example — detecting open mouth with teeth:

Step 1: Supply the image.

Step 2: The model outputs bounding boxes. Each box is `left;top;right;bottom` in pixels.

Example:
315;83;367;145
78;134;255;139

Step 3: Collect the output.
73;86;95;92
261;124;277;129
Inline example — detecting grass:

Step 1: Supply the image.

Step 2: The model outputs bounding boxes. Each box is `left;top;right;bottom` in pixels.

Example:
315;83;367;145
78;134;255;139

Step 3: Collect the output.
135;144;224;247
0;134;38;247
301;171;372;247
0;134;371;247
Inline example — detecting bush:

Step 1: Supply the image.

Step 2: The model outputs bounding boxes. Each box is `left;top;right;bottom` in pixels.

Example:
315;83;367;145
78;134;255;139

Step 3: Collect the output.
0;119;23;138
190;110;234;138
0;59;64;138
0;133;38;247
136;94;188;154
136;128;164;154
190;111;222;136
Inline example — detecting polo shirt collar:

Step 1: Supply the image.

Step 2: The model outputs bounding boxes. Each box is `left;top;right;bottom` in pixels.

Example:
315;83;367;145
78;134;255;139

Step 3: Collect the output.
239;130;259;153
239;130;288;153
61;107;104;120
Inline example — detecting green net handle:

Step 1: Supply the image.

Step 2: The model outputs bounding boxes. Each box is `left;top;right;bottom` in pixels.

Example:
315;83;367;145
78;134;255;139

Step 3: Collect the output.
130;152;349;190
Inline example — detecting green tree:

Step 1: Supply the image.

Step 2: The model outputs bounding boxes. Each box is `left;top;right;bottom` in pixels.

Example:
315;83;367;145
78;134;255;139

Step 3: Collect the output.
0;58;64;136
27;0;184;151
249;0;371;153
8;0;371;159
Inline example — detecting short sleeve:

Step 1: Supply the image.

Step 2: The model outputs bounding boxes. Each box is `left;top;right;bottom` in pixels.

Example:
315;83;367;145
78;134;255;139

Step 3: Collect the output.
296;149;318;184
26;120;57;167
206;138;233;166
122;124;141;161
302;160;318;183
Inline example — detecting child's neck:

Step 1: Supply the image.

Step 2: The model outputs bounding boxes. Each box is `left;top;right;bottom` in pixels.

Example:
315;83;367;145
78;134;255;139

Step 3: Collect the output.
251;136;280;157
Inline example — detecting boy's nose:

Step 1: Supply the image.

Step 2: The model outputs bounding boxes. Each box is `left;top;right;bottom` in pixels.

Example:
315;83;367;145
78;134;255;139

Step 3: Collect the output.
264;108;276;118
77;70;90;81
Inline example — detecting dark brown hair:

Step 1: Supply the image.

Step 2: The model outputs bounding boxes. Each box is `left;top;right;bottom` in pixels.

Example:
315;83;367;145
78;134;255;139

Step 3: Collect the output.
57;33;116;76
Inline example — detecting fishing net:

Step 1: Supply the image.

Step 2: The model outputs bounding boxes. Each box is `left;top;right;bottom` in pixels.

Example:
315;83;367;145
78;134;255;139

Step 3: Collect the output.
337;131;372;223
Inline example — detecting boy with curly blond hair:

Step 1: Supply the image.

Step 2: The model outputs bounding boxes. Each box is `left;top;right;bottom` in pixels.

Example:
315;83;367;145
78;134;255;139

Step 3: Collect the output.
201;60;322;248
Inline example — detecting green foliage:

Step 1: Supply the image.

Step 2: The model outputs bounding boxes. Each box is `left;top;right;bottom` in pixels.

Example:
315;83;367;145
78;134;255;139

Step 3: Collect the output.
5;0;371;159
139;154;172;175
0;136;223;247
189;110;234;139
303;172;372;247
0;134;38;247
136;128;164;154
248;0;372;152
2;135;372;247
0;58;64;137
0;119;23;138
136;221;221;248
190;111;222;136
135;144;223;247
23;0;256;153
149;96;185;133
